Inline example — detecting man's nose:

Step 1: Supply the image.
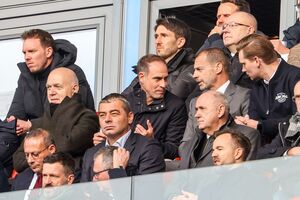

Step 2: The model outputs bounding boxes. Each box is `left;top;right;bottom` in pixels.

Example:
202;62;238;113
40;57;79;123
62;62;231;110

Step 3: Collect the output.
159;79;167;88
24;53;31;60
43;176;51;186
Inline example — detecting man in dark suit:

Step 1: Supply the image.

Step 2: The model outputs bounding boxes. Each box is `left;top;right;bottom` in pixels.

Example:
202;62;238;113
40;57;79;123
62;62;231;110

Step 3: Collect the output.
12;128;56;191
180;90;259;169
81;93;165;182
180;48;250;153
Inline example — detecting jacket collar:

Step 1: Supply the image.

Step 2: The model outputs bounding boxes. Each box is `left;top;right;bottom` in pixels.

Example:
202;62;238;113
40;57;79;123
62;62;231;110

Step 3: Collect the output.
132;83;167;112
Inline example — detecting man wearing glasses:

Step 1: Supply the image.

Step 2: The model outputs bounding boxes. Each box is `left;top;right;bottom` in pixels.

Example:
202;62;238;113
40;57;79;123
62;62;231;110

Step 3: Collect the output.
12;128;56;191
92;146;129;181
197;11;257;89
258;81;300;158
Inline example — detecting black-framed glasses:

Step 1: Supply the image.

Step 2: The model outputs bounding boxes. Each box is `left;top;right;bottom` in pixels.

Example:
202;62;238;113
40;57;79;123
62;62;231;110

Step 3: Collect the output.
25;146;49;159
292;95;300;102
93;168;110;178
222;22;250;30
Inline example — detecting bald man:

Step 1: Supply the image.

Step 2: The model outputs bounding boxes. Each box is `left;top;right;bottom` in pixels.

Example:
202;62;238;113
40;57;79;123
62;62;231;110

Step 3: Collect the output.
13;67;99;172
197;11;257;89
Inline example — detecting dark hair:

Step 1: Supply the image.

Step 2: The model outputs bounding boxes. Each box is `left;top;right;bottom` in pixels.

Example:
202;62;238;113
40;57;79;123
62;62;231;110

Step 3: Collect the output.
43;152;75;176
25;128;55;147
154;17;191;47
136;54;166;74
21;29;55;51
221;0;251;13
214;128;251;161
93;146;119;170
197;48;230;74
236;34;278;65
99;93;132;114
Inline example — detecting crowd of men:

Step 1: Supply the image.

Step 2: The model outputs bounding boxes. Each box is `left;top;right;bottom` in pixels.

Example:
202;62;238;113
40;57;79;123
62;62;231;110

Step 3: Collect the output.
1;0;300;197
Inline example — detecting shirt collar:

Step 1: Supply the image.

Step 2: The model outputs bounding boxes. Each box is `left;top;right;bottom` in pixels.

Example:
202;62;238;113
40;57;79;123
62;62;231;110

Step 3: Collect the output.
263;58;281;84
105;130;131;148
216;80;230;94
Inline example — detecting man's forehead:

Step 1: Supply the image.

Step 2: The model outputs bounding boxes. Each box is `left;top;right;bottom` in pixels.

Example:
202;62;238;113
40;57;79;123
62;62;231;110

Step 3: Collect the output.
99;101;123;111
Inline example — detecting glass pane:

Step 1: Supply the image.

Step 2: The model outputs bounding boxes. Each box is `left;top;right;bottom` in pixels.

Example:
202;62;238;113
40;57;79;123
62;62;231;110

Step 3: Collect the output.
0;29;97;119
132;156;300;200
0;177;132;199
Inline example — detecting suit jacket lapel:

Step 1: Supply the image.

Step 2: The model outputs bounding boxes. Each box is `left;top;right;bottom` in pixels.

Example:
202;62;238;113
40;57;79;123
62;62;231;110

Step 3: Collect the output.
199;136;214;160
224;82;236;104
124;132;136;154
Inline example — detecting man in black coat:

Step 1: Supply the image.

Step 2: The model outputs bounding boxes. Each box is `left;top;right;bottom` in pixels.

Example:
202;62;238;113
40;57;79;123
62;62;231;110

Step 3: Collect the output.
123;54;187;160
235;34;300;145
123;17;196;101
13;67;99;172
258;81;300;158
7;29;94;122
80;93;165;182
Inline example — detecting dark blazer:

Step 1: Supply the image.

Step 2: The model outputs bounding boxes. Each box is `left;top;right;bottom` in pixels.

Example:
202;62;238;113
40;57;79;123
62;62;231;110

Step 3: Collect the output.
180;117;260;169
11;167;34;191
179;82;250;154
80;132;165;182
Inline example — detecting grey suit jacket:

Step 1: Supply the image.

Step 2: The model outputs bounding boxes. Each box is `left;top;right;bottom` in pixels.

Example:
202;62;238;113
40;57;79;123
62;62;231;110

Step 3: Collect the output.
179;82;250;154
180;117;260;169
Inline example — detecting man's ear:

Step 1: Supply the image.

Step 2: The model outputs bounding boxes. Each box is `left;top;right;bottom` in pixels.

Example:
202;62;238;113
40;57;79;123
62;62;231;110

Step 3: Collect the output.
72;84;79;94
247;26;255;34
138;72;145;84
48;144;56;154
217;104;226;118
128;111;134;124
215;62;223;74
67;174;75;184
176;37;186;49
45;47;53;58
234;148;243;161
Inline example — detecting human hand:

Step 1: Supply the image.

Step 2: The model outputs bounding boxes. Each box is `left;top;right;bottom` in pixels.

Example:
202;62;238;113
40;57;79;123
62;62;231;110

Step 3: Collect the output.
16;119;32;136
235;115;258;129
287;147;300;156
134;120;154;138
208;25;223;36
93;129;106;146
6;115;16;122
171;190;198;200
113;148;129;169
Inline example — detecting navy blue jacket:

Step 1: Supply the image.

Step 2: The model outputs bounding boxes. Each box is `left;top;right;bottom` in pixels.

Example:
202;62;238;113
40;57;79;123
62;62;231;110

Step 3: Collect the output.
249;60;300;143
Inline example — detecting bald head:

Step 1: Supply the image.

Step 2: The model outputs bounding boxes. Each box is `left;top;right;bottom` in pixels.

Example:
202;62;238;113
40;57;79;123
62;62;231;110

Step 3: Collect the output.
46;67;79;104
223;11;257;53
194;90;229;135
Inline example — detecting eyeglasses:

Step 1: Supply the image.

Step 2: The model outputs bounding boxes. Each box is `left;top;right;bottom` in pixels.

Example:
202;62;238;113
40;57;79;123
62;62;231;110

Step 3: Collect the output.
222;22;250;30
292;95;300;102
25;146;48;159
93;168;110;178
